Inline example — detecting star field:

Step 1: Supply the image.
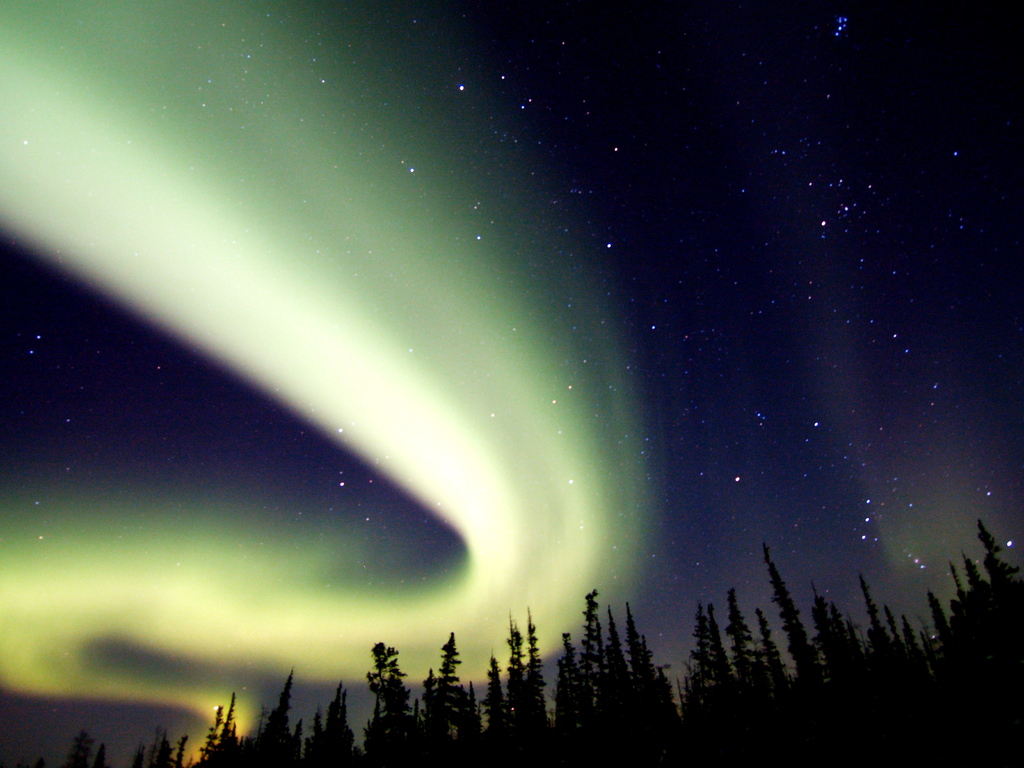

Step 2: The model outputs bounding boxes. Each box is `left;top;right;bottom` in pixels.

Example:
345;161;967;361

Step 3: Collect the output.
1;1;1022;764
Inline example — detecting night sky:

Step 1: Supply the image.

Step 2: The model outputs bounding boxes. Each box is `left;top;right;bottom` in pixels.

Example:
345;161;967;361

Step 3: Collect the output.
1;1;1021;764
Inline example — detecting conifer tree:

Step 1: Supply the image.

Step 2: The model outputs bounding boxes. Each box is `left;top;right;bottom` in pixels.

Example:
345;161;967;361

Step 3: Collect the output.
200;704;225;763
199;696;240;767
421;668;438;741
764;545;818;683
578;590;604;724
522;614;548;738
290;720;303;766
460;681;481;745
860;576;894;669
173;737;187;768
962;552;986;595
365;644;412;765
900;615;929;679
505;618;527;738
324;683;355;766
423;632;467;745
624;604;676;742
304;709;325;768
927;591;953;659
554;632;581;735
256;672;295;767
482;655;506;739
150;732;174;768
601;607;630;724
440;633;466;740
686;603;711;714
706;603;732;689
653;665;678;724
754;607;788;695
811;591;854;683
884;606;908;662
725;589;755;689
624;604;656;693
977;519;1020;594
974;519;1024;682
63;730;93;768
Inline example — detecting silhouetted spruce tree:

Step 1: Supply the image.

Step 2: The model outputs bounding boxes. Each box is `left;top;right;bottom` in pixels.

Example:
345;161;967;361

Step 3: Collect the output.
946;557;985;673
754;607;788;695
409;699;423;758
706;603;732;690
975;519;1024;678
899;615;930;680
200;701;228;766
920;618;941;674
600;607;630;729
149;731;174;768
423;632;466;747
130;744;145;768
301;685;353;768
764;545;818;683
977;520;1017;587
90;744;108;768
623;603;678;762
291;721;304;766
421;668;438;743
364;643;412;766
936;521;1024;765
304;709;326;768
624;604;656;695
505;619;526;738
63;731;93;768
439;633;465;728
554;632;581;736
949;560;968;613
482;655;506;742
811;591;857;683
963;551;986;594
807;589;871;756
201;693;240;767
885;606;909;663
685;603;711;716
624;603;678;747
324;682;355;765
952;551;998;673
725;589;755;690
652;665;679;731
842;609;866;672
683;601;734;735
860;576;896;675
522;613;548;739
927;590;953;661
200;704;226;764
459;681;481;747
174;737;188;768
578;590;604;727
255;672;295;767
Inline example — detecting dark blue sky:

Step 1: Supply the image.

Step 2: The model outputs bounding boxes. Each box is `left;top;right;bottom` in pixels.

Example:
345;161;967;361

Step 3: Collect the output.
2;1;1021;764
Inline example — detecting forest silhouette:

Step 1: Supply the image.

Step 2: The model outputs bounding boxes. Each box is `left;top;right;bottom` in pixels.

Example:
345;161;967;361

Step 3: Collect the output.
7;520;1021;768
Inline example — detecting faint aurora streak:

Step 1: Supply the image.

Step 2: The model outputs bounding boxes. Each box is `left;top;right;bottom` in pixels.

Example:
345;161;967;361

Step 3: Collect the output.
0;1;646;722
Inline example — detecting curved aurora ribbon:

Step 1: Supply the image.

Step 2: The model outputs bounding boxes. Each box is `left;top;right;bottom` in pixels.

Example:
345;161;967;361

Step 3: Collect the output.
0;1;645;721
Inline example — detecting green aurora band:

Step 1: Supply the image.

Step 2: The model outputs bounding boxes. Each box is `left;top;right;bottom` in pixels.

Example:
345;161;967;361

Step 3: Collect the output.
0;1;646;725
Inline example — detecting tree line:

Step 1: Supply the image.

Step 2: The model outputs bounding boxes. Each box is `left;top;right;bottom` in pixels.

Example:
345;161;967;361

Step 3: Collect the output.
10;519;1022;767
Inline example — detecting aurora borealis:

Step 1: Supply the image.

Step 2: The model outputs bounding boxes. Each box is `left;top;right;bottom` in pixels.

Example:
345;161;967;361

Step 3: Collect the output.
2;1;1022;763
1;0;645;736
